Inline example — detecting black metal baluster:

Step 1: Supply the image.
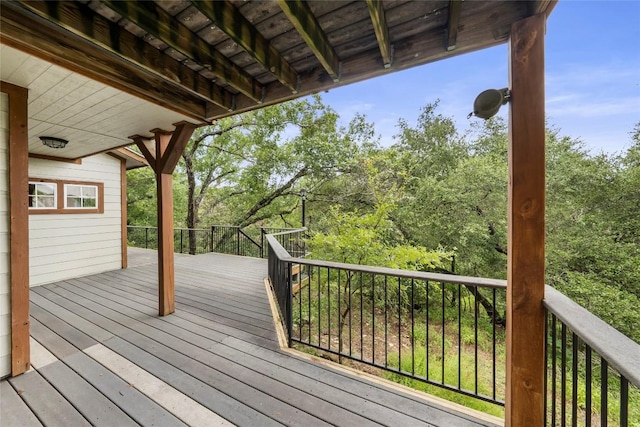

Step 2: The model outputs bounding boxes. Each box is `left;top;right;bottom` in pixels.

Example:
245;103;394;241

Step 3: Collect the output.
360;272;364;361
327;267;331;352
338;268;342;360
318;266;321;348
458;283;461;390
561;323;567;427
601;358;608;427
384;275;388;369
620;376;628;427
572;332;578;427
372;273;375;365
398;277;402;371
426;281;430;381
551;315;557;427
308;263;311;344
441;282;445;384
585;345;592;427
411;278;415;376
475;287;479;396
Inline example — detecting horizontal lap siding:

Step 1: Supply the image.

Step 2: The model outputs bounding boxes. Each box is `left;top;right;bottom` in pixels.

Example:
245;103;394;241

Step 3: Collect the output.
29;154;122;286
0;93;10;377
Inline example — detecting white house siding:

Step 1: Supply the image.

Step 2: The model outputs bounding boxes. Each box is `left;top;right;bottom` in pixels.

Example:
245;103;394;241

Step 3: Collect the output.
29;154;122;287
0;93;11;377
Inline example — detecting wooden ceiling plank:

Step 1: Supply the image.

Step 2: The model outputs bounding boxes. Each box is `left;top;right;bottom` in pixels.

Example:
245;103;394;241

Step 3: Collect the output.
101;0;264;102
366;0;393;68
445;0;462;51
191;1;300;93
277;0;341;82
1;2;207;121
10;0;229;116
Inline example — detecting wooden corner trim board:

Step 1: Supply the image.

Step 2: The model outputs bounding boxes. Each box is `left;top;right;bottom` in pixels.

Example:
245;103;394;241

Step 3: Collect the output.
1;80;31;376
120;158;128;269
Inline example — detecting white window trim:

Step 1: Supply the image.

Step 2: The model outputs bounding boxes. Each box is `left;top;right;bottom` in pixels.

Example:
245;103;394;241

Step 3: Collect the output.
28;181;58;210
63;183;99;209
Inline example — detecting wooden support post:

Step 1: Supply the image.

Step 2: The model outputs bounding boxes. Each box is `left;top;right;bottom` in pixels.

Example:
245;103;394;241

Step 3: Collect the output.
154;130;175;316
120;158;128;269
1;81;30;376
506;13;546;426
134;124;196;317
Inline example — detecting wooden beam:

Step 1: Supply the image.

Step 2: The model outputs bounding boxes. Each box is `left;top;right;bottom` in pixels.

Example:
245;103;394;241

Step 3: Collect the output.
506;13;546;427
445;0;463;51
5;1;227;117
1;81;30;376
101;0;264;103
530;0;559;17
158;122;198;175
277;0;341;82
366;0;392;68
133;137;157;174
155;130;175;316
192;0;299;93
28;153;82;164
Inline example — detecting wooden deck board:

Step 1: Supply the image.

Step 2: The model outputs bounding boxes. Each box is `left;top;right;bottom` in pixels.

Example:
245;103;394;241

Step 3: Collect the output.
37;360;139;427
0;380;43;427
8;369;91;427
1;251;500;427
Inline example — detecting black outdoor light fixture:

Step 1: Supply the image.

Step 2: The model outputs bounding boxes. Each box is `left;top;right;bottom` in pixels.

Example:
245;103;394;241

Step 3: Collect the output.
300;188;307;227
39;136;69;149
468;88;511;120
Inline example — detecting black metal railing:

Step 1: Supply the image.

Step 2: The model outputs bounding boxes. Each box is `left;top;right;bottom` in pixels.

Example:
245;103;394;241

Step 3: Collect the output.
266;232;507;407
544;286;640;427
128;225;296;258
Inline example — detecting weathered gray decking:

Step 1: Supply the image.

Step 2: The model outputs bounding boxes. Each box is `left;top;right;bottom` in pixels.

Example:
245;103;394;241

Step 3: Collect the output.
1;249;501;427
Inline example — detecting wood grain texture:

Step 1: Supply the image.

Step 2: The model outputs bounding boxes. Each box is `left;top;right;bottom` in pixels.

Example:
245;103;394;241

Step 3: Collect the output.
28;153;82;164
14;253;497;426
506;13;546;427
1;2;210;120
155;131;175;316
101;0;262;103
120;158;127;269
1;81;31;376
366;0;392;68
277;0;341;81
158;122;197;175
446;0;462;51
192;0;299;92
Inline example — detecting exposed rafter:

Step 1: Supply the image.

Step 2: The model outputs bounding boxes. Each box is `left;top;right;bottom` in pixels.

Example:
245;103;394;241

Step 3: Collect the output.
445;0;463;51
277;0;341;82
366;0;392;68
9;0;231;118
2;2;210;120
101;0;263;103
192;1;299;93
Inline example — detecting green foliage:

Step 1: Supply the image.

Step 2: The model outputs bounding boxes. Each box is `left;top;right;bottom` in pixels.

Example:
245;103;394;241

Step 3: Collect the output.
308;203;451;272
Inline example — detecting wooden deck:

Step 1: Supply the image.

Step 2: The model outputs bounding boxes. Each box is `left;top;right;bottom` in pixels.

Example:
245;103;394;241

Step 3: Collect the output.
1;249;501;427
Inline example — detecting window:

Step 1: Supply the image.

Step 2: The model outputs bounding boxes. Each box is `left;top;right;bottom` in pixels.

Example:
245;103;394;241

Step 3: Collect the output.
28;182;57;209
28;178;104;214
64;184;98;209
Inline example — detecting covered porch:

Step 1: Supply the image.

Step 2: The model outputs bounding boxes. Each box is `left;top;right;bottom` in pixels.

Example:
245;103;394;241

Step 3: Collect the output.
1;249;499;427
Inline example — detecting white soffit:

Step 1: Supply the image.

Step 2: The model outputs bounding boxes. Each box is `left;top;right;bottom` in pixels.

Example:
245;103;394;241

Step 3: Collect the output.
0;44;200;159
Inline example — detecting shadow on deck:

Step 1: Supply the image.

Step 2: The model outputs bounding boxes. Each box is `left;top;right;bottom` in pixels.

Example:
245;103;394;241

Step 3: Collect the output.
1;248;501;427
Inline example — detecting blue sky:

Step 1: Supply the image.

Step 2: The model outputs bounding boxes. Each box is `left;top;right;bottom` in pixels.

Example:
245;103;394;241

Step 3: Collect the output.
318;1;640;156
